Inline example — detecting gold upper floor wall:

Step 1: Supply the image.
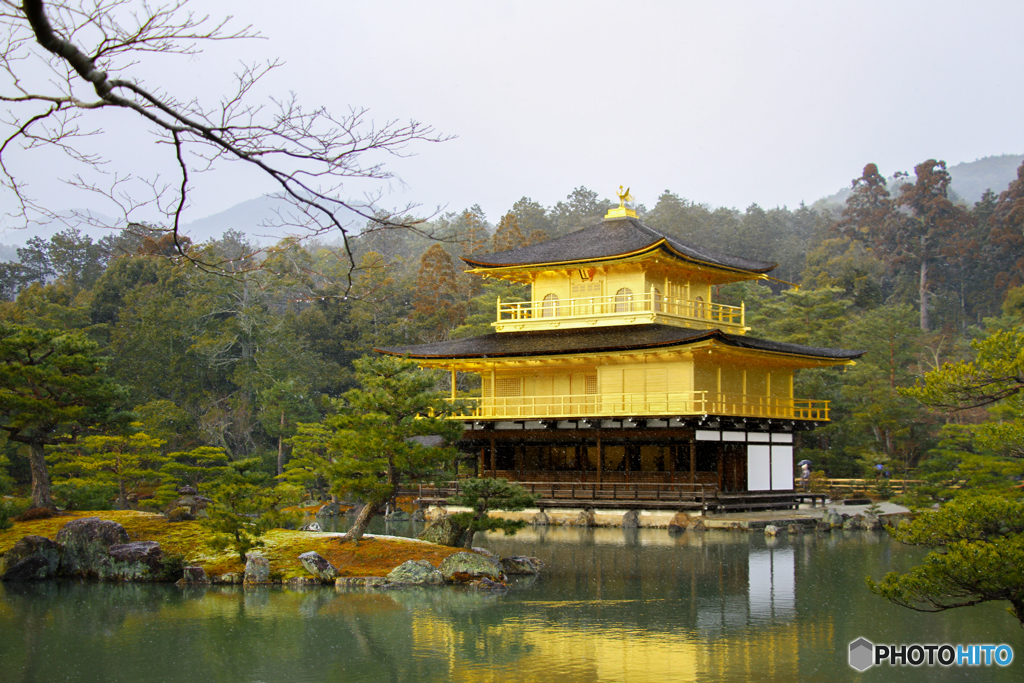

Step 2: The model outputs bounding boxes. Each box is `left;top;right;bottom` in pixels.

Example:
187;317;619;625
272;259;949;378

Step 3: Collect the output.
494;261;751;334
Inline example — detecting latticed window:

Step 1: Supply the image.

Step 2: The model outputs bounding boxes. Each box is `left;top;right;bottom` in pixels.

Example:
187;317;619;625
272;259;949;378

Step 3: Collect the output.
541;293;560;318
571;281;601;315
585;375;598;394
495;377;522;397
614;287;633;312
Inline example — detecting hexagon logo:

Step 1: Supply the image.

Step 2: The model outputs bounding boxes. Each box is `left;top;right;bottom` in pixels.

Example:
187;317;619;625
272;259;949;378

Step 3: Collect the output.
849;638;874;671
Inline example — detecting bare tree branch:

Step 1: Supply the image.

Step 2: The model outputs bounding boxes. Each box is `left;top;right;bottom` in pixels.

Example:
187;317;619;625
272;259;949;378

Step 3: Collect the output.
0;0;452;286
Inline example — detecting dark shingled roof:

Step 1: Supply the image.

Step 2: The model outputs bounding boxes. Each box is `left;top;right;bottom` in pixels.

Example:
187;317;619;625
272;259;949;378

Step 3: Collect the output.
462;216;777;274
378;324;865;361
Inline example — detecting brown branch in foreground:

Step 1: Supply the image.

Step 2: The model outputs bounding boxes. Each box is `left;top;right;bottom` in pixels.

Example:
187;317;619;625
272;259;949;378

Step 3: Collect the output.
1;0;452;288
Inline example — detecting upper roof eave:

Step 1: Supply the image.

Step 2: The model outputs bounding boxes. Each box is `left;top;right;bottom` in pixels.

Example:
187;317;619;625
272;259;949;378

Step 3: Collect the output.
461;216;777;275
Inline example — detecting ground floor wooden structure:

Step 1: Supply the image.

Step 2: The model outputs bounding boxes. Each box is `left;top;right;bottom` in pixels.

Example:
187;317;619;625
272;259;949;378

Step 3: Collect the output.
443;417;822;512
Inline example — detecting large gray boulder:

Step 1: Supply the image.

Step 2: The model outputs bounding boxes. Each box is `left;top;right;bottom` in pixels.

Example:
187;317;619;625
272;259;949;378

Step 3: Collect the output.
0;535;63;581
500;556;543;576
387;559;444;586
299;551;337;581
55;517;130;578
244;552;270;583
107;541;164;580
439;552;504;583
418;514;469;547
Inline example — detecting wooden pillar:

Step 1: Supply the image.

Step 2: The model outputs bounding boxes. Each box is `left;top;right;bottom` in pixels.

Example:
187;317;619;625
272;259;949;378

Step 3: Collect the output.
689;442;696;484
489;437;496;475
451;369;457;401
517;441;523;480
479;445;486;477
597;436;603;483
669;443;677;483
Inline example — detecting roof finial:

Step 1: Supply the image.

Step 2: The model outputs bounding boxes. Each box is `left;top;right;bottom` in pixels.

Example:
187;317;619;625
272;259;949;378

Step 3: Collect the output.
606;185;637;219
616;185;634;208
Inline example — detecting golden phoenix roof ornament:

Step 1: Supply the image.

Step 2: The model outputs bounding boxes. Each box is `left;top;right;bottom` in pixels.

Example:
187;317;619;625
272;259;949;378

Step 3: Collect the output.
617;185;634;207
606;185;637;219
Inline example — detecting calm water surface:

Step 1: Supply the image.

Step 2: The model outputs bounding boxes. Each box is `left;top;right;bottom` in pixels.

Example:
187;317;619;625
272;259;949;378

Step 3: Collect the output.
1;521;1021;683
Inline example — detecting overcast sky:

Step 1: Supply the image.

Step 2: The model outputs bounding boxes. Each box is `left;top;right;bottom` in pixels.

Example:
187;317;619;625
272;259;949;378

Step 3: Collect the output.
4;0;1024;241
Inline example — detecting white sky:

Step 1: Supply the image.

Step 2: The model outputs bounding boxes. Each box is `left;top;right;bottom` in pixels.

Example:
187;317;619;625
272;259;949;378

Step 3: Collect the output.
4;0;1024;239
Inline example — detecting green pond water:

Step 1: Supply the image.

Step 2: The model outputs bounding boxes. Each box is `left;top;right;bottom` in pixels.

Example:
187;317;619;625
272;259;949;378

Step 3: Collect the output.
1;521;1021;683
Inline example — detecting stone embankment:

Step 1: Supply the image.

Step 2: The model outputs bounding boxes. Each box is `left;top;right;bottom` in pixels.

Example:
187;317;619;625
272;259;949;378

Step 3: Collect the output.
425;502;912;533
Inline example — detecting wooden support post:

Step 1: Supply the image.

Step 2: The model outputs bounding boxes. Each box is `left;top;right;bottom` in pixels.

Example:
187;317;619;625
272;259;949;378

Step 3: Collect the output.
597;436;603;483
451;369;457;402
489;437;496;475
689;442;696;484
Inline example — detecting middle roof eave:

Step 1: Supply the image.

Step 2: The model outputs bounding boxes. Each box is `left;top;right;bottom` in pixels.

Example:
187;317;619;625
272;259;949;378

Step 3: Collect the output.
376;324;866;362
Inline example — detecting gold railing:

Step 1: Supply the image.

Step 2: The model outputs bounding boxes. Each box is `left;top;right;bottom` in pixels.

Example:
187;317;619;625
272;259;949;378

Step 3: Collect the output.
448;391;829;421
496;292;744;328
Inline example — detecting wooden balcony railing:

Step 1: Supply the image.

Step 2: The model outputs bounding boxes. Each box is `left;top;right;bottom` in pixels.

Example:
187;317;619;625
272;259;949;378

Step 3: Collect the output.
447;391;829;421
495;292;745;332
405;480;719;511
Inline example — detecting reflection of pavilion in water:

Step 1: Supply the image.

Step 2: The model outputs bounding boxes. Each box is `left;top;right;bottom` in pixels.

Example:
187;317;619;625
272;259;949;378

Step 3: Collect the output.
407;529;832;682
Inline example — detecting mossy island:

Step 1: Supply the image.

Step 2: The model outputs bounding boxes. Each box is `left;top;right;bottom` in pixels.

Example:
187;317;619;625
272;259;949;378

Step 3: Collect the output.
0;510;541;589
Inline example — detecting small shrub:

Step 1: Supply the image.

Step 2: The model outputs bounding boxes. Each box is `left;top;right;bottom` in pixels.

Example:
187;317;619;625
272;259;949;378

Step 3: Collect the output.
156;553;186;582
15;506;55;522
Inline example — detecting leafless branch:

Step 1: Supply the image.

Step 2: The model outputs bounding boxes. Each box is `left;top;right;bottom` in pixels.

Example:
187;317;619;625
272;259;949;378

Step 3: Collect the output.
0;0;452;286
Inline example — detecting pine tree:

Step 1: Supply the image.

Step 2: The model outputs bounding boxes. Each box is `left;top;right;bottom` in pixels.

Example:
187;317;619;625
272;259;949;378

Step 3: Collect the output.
326;355;462;543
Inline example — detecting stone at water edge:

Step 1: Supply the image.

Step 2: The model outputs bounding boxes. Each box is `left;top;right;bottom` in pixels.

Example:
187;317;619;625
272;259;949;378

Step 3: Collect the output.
816;519;832;532
298;551;338;580
0;535;63;582
667;512;691;534
621;510;641;528
439;552;505;583
472;547;500;561
387;559;444;586
244;553;270;583
214;572;243;584
417;514;469;547
690;518;706;531
764;524;780;537
316;502;344;518
863;514;883;530
55;517;130;578
843;515;865;531
107;541;164;580
500;556;543;576
531;511;550;526
569;509;595;527
178;566;210;584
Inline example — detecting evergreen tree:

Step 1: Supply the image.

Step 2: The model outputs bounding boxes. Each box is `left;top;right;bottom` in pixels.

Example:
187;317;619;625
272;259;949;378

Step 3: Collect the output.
449;478;539;548
48;431;167;510
326;355;462;543
0;323;131;508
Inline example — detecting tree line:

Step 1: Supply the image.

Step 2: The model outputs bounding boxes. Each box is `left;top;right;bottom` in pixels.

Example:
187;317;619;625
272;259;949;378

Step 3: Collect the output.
0;161;1020;509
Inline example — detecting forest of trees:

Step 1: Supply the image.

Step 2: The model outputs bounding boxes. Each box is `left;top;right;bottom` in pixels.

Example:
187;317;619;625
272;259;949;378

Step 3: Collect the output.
0;158;1022;511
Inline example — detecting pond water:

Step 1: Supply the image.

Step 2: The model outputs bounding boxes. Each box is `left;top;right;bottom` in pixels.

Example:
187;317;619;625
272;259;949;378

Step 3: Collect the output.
1;521;1021;683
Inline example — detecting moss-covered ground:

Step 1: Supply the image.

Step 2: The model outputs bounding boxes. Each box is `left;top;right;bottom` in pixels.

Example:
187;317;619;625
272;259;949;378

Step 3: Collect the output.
0;510;465;579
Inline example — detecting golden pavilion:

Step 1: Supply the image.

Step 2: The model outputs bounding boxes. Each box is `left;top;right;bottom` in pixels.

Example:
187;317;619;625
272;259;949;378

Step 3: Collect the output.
379;192;863;508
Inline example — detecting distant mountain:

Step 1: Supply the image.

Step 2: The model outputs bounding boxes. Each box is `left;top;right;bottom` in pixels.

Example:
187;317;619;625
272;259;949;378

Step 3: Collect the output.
181;194;371;244
814;154;1023;210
